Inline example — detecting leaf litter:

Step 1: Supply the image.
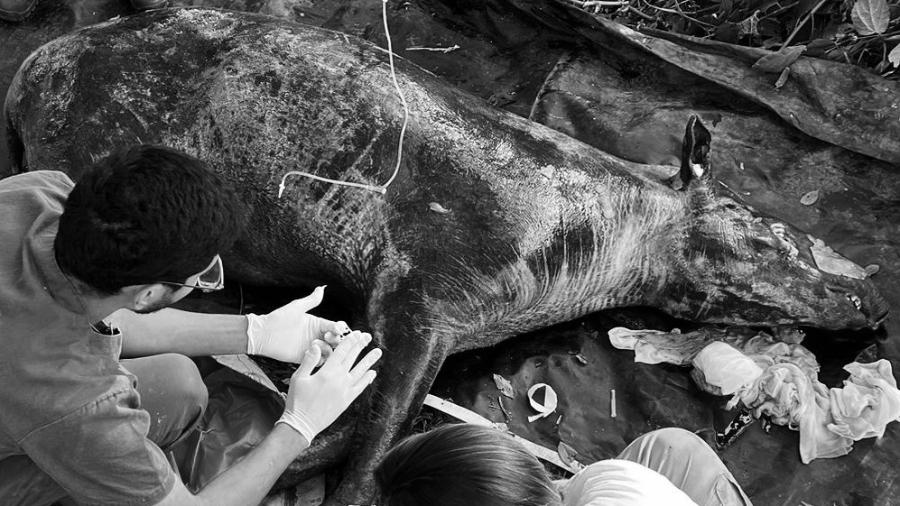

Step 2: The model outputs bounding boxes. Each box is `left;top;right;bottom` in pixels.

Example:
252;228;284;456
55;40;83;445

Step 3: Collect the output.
568;0;900;80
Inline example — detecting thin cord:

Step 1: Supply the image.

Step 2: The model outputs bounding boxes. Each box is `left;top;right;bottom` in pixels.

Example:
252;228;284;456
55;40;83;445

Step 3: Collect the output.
278;0;410;198
379;0;409;189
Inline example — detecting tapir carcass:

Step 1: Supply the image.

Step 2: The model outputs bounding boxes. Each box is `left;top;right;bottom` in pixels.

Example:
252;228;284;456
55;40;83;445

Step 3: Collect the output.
3;8;889;503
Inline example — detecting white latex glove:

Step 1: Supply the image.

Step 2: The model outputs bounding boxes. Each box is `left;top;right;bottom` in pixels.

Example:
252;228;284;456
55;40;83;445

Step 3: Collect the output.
246;286;351;363
277;330;381;444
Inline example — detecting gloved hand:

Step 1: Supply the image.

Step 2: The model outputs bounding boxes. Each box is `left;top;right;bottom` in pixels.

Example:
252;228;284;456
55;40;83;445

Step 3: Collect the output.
246;286;351;363
277;330;381;444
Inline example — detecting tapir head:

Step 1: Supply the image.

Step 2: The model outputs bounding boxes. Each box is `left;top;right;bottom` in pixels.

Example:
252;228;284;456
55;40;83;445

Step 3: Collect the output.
658;117;889;331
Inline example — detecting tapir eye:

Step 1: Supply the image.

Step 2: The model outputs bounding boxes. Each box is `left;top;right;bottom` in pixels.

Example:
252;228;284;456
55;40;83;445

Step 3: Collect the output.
847;294;863;311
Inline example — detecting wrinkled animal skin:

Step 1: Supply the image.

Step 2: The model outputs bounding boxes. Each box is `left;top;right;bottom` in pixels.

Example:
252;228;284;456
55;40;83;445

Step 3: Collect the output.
3;8;888;503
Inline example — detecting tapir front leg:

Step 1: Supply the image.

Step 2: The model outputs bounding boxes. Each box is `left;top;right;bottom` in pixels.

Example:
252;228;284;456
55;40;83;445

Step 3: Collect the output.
326;323;454;505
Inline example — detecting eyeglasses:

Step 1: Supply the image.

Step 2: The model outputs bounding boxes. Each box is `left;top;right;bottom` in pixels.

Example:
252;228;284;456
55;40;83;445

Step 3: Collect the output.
162;255;224;293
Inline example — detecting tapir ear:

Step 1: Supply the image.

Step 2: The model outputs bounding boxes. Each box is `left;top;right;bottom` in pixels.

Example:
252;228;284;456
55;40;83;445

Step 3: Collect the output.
676;115;711;190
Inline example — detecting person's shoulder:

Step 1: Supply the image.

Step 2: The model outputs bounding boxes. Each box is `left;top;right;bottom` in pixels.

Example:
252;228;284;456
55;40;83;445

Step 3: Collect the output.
0;170;74;192
560;459;698;506
0;171;73;227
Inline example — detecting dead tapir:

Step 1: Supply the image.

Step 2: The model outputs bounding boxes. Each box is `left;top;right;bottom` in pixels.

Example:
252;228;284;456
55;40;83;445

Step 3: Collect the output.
3;8;888;503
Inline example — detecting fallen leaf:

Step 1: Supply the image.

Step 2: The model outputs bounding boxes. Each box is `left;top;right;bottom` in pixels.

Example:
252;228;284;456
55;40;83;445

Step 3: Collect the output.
492;374;516;399
865;264;880;277
761;37;784;50
851;0;889;35
808;235;868;279
738;11;760;37
752;45;806;73
805;38;834;57
774;67;791;89
800;190;819;205
428;202;452;214
557;441;583;471
889;44;900;68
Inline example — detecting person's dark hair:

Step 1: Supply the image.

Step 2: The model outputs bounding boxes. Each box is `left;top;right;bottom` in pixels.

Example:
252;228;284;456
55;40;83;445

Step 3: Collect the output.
375;423;562;506
55;144;247;294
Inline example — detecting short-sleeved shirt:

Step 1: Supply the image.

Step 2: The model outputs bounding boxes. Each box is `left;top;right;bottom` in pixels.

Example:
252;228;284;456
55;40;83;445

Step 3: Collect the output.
0;171;176;505
560;459;698;506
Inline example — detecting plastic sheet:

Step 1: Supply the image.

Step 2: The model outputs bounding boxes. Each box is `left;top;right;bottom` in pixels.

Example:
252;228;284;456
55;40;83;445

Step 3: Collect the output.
170;358;284;492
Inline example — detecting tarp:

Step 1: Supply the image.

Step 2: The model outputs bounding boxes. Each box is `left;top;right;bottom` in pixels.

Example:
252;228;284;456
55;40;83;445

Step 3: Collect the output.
2;0;899;503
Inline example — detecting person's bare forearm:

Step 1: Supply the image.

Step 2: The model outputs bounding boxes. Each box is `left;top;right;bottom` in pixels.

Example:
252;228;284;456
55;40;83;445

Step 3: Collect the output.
153;332;381;506
155;424;309;506
114;308;248;358
196;424;308;505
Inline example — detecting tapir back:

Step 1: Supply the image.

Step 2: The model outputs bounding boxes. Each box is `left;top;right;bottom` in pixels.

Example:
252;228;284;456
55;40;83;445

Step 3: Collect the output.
6;8;884;343
5;9;687;338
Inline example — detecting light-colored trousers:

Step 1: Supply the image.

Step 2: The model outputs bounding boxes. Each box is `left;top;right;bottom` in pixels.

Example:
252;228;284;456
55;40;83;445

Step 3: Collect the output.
616;427;752;506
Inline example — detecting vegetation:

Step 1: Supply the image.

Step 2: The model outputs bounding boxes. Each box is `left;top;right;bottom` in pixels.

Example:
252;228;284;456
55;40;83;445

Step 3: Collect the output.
566;0;900;79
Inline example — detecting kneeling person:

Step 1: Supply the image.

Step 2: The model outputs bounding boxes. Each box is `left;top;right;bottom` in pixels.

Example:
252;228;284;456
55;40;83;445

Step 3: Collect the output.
0;145;381;505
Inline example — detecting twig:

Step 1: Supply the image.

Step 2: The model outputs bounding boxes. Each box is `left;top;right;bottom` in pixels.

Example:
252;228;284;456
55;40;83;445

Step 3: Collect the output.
760;1;799;21
780;0;827;48
424;394;580;474
717;180;750;196
580;0;629;6
497;396;511;421
641;0;714;27
690;5;720;14
406;44;460;53
666;0;711;15
627;5;657;21
671;0;713;27
565;0;628;6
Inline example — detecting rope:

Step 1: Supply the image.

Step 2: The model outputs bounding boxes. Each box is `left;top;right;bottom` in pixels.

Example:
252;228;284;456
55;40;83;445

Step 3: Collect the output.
278;0;410;198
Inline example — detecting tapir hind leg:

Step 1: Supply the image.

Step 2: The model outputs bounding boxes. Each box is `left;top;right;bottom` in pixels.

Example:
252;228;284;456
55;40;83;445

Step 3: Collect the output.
325;325;453;505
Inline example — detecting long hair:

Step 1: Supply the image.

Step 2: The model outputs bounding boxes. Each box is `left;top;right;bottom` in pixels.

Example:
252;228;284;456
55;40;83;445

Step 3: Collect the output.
375;424;562;506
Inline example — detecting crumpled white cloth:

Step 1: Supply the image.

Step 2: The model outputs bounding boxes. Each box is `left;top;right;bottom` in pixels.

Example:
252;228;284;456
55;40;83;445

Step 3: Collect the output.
608;327;900;463
828;361;900;441
735;359;900;463
691;342;763;396
607;327;717;366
